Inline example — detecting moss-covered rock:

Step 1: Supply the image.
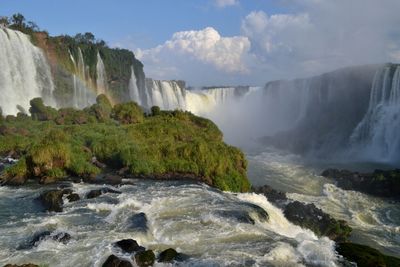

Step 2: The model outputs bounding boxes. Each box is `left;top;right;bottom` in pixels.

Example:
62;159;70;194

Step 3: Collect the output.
337;242;400;267
134;250;155;267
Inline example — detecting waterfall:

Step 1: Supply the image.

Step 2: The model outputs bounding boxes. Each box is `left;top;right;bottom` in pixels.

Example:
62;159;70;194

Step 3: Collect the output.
128;66;141;105
129;78;248;116
69;48;96;109
185;87;237;115
0;27;55;115
350;64;400;162
96;52;107;95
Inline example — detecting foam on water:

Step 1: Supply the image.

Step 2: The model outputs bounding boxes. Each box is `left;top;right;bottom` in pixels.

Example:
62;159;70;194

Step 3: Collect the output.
0;182;341;266
248;148;400;257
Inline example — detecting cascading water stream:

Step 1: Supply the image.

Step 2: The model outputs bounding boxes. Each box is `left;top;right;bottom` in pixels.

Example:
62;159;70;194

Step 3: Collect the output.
69;48;96;109
350;64;400;162
96;52;107;95
0;27;55;115
128;66;141;106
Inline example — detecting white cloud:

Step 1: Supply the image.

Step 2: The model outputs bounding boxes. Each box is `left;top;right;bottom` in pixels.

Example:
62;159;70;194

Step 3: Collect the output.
132;0;400;85
214;0;238;8
136;27;250;84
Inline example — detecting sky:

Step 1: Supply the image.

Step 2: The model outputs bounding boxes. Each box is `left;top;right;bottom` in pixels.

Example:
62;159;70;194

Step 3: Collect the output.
1;0;400;86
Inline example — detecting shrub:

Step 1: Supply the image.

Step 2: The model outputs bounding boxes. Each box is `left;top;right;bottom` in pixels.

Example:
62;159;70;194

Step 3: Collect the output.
85;94;113;122
111;102;144;124
151;106;161;116
55;108;96;125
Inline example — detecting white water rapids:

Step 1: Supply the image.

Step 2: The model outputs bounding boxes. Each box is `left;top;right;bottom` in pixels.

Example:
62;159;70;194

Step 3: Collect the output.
0;181;339;267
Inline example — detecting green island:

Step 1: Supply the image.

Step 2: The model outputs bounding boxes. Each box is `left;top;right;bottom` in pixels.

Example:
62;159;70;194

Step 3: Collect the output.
0;95;250;193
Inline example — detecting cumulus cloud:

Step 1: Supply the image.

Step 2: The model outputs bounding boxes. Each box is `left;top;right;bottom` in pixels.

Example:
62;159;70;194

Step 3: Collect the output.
134;0;400;85
136;27;250;84
214;0;238;8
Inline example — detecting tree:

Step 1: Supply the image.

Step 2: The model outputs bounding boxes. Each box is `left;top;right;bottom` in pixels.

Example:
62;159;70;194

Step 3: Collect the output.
27;21;39;31
11;13;26;28
0;16;9;26
74;32;96;44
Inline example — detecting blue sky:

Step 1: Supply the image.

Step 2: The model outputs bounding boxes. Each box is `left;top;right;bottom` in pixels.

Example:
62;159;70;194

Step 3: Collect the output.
1;0;400;86
0;0;285;48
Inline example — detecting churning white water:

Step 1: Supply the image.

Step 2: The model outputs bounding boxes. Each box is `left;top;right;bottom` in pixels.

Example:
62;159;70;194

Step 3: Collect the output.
0;27;55;115
248;149;400;258
96;52;107;95
0;181;340;267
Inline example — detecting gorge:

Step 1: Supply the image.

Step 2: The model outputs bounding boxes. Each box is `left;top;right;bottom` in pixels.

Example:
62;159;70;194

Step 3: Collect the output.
0;22;399;267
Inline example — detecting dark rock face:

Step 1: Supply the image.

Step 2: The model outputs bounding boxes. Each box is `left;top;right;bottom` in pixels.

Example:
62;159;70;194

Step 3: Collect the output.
66;193;80;202
127;213;148;232
86;187;121;199
86;189;102;199
260;65;378;156
102;255;132;267
283;201;352;242
38;189;73;212
134;250;155;267
115;239;145;254
336;242;400;267
252;185;288;205
321;168;400;199
158;248;178;263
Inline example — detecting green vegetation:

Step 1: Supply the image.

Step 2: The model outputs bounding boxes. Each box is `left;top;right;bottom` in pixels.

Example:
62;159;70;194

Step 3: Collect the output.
337;243;400;267
0;96;250;192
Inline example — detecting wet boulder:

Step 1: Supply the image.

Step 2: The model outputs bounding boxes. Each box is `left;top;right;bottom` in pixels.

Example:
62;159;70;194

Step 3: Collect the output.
158;248;179;263
115;239;145;254
336;242;400;267
283;201;352;242
86;187;121;199
252;185;288;206
216;210;255;224
20;230;71;249
38;189;73;212
86;189;102;199
127;212;148;232
66;193;80;202
102;255;132;267
134;250;155;267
